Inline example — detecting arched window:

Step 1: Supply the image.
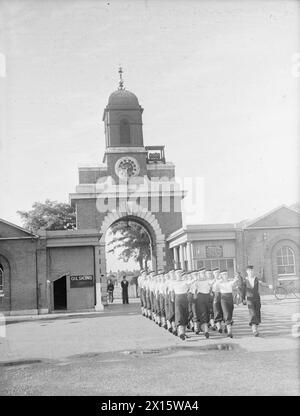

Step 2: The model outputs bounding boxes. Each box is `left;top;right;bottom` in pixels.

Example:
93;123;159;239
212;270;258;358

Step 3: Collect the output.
276;246;296;275
0;263;3;292
120;119;130;144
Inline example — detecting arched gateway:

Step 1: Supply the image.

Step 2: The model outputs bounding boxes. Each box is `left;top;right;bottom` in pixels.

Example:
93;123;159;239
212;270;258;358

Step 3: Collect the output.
69;69;185;307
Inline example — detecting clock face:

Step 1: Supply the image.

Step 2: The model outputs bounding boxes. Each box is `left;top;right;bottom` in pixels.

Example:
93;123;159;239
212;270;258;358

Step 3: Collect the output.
115;157;140;179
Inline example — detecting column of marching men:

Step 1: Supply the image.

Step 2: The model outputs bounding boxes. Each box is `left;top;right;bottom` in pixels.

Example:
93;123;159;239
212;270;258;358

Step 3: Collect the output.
137;266;265;340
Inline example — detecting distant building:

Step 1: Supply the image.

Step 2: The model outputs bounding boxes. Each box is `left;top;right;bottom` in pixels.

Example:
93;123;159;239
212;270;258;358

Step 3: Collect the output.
167;205;300;287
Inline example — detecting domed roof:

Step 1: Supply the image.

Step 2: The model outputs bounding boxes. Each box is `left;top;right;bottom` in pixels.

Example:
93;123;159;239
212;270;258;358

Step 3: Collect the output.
108;89;140;107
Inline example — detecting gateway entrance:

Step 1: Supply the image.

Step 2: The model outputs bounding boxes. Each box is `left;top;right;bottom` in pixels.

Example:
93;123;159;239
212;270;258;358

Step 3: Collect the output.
53;276;67;310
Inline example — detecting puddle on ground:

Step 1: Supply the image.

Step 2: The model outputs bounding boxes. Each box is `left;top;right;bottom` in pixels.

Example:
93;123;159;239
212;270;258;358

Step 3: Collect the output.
68;343;242;362
1;344;242;370
0;359;43;367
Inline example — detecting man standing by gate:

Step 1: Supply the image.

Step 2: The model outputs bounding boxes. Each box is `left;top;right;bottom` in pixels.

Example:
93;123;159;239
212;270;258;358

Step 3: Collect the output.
121;275;129;304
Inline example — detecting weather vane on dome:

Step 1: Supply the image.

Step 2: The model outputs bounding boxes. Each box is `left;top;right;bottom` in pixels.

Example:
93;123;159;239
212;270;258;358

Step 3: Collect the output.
118;66;125;90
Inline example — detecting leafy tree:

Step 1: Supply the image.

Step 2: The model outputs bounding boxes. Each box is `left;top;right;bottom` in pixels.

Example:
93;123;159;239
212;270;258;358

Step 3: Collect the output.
107;220;151;271
17;199;76;232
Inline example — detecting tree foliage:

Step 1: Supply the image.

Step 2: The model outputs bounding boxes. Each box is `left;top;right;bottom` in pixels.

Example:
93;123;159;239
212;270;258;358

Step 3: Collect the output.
107;220;151;270
17;199;76;232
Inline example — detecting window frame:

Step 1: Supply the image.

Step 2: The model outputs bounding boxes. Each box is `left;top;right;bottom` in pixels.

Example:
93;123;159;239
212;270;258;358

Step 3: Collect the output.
119;119;131;145
276;246;296;276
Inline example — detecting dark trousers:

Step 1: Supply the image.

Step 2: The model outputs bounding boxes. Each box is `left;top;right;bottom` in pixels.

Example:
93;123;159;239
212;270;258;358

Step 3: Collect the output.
195;293;210;324
220;293;234;325
108;291;114;303
146;294;151;310
150;292;155;312
159;294;165;318
122;291;129;304
213;291;223;322
166;294;175;322
187;292;194;321
209;293;214;321
175;293;189;326
247;296;261;326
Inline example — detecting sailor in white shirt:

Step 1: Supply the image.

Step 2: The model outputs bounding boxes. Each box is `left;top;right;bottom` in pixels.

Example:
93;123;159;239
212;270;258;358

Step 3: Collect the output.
147;272;155;319
158;273;167;329
155;272;164;326
212;267;223;333
219;270;239;338
193;267;214;338
138;270;146;316
205;270;216;331
186;272;196;331
188;271;200;333
165;271;174;333
168;270;179;335
171;270;191;340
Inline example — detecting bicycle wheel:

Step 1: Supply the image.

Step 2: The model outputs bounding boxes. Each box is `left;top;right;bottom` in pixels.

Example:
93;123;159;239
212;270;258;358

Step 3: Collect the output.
292;289;300;298
274;286;287;300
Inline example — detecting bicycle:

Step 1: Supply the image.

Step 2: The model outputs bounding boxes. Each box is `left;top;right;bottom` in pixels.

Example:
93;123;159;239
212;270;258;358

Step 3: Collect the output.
274;278;300;300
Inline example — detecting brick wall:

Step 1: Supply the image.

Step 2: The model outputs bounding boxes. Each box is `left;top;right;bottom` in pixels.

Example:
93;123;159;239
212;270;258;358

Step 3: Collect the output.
0;239;38;313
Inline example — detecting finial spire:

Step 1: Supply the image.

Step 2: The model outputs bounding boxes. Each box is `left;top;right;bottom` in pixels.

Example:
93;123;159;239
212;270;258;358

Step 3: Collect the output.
118;66;124;90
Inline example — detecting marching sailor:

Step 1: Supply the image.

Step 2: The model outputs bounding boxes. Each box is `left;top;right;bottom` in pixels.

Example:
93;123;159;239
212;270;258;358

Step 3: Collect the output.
158;272;167;329
165;271;174;333
138;270;146;316
169;270;178;335
205;269;216;331
194;267;214;339
218;270;240;338
186;272;196;331
172;270;190;340
212;267;223;333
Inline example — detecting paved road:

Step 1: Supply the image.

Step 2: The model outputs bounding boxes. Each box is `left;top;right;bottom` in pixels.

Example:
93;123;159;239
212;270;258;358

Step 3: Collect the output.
0;297;299;395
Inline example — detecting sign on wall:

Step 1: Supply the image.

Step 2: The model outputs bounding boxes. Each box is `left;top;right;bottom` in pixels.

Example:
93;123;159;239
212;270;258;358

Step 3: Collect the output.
206;246;223;258
70;275;94;288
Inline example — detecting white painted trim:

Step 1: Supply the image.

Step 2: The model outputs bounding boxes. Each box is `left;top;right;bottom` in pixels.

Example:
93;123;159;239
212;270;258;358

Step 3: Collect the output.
70;190;186;199
105;147;147;154
147;162;175;170
78;165;107;171
38;308;49;314
9;309;39;316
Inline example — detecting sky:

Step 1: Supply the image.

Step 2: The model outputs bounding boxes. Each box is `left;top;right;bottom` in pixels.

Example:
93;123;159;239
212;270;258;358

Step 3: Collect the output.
0;0;299;235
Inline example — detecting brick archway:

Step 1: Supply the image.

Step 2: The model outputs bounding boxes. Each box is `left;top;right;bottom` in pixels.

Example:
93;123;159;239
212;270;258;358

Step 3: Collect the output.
99;202;166;277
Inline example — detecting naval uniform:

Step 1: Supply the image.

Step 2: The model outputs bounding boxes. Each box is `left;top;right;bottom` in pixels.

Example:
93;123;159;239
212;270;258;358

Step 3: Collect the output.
219;280;237;325
193;279;212;325
145;280;151;316
158;280;166;324
242;276;261;326
166;280;176;325
137;275;144;311
212;279;223;323
164;279;172;326
172;280;190;327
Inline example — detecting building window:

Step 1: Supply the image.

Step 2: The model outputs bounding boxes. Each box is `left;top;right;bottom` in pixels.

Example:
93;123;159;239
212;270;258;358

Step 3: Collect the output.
276;246;295;275
120;119;130;144
0;263;3;292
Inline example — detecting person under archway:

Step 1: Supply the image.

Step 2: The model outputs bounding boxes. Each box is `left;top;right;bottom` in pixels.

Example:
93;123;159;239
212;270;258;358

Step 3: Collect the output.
121;275;129;304
107;278;115;303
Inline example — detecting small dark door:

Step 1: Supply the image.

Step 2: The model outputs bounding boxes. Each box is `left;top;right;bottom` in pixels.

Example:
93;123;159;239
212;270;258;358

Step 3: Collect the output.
53;276;67;310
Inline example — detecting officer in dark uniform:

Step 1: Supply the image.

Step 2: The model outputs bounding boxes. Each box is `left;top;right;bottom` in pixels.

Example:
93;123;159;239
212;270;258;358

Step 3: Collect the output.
121;275;129;304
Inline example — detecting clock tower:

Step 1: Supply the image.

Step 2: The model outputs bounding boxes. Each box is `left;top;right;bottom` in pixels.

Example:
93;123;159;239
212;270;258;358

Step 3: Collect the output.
70;68;185;306
103;67;147;181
